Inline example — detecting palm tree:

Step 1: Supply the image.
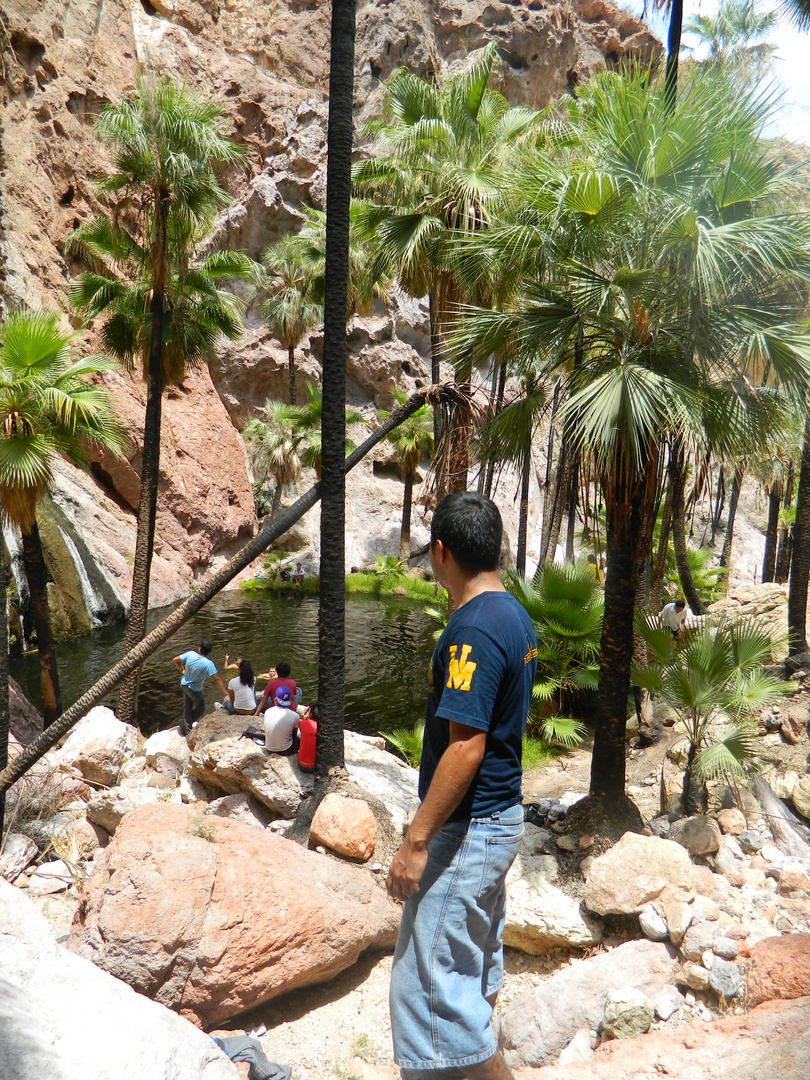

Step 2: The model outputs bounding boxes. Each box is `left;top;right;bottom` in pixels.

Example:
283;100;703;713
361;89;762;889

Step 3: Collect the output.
684;0;776;70
255;234;322;406
635;616;779;812
68;76;248;725
317;0;357;777
354;42;539;477
242;400;303;519
380;389;434;561
474;372;546;576
288;382;364;479
453;69;810;806
0;309;125;727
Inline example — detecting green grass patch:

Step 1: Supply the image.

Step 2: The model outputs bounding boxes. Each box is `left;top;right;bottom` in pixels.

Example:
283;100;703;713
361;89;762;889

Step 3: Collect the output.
346;571;447;603
522;735;559;771
239;576;320;594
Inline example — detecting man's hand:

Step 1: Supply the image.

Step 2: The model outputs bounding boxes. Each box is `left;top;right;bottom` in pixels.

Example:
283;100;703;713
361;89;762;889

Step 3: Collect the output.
387;835;428;901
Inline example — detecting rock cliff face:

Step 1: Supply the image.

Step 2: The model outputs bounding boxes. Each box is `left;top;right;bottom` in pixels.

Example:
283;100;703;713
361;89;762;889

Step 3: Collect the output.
0;0;658;631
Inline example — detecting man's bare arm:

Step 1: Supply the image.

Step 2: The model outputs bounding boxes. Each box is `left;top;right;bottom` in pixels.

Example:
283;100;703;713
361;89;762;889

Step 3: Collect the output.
386;721;486;902
212;674;227;695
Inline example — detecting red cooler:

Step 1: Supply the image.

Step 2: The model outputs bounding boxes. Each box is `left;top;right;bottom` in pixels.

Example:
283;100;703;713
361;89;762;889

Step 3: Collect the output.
298;716;317;772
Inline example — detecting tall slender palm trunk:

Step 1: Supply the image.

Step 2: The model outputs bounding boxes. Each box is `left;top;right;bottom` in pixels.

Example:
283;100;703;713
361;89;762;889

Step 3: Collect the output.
0;529;9;838
399;470;415;563
762;480;781;583
288;344;297;405
650;480;674;614
118;195;168;726
483;359;507;498
719;467;743;587
664;0;684;113
21;522;62;727
316;0;356;778
670;445;704;614
788;416;810;656
516;450;531;577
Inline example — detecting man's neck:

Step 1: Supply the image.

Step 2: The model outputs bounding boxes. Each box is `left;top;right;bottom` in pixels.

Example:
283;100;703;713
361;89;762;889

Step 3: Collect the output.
450;570;505;611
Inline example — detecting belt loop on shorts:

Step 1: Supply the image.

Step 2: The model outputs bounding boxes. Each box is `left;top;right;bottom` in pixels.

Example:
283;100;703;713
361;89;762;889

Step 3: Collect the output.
491;811;500;821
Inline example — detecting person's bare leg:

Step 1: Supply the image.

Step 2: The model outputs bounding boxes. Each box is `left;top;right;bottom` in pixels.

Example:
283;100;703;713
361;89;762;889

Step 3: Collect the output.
462;1052;515;1080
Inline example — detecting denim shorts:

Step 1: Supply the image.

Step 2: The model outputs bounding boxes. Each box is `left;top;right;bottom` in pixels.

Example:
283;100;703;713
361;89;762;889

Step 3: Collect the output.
389;803;524;1073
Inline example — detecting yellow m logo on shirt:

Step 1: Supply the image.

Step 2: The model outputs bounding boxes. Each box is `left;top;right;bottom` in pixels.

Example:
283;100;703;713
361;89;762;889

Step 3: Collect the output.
447;644;477;691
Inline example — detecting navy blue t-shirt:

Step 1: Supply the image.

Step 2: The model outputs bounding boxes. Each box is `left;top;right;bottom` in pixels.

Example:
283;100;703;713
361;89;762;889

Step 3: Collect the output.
419;591;538;821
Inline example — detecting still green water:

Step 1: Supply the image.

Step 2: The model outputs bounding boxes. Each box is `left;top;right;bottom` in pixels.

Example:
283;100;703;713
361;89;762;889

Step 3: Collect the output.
10;591;437;737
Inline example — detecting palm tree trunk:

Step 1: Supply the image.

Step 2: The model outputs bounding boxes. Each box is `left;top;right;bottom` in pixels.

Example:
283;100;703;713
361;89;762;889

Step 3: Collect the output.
762;480;781;583
288;344;297;405
516;449;531;577
564;453;579;562
712;465;725;544
670;445;705;615
21;522;62;728
316;0;356;778
0;387;440;795
788;416;810;656
718;466;743;587
538;441;569;572
483;359;507;499
429;290;441;448
650;480;674;614
0;526;9;838
118;192;168;726
270;479;283;520
399;470;414;563
589;462;654;800
664;0;684;113
682;740;708;815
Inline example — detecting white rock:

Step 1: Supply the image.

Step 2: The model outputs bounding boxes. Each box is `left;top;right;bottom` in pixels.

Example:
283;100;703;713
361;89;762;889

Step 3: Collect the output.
603;986;653;1040
558;1028;593;1065
86;787;162;834
505;845;604;951
28;859;74;895
639;905;669;942
654;985;685;1021
343;730;419;835
144;728;191;778
0;833;38;882
0;879;237;1079
204;793;272;829
49;706;139;786
189;735;313;817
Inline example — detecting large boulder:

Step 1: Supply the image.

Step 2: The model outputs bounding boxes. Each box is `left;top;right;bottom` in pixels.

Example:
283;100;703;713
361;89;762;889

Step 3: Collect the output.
189;731;313;817
501;940;676;1068
584;833;695;915
510;997;810;1080
68;802;401;1026
86;786;164;835
49;706;139;786
343;731;419;835
144;728;191;779
0;879;236;1079
747;934;810;1006
504;837;604;952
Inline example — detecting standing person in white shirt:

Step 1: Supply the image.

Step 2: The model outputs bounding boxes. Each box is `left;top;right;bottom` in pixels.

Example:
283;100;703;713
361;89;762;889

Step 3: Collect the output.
661;599;688;640
263;687;301;754
219;658;258;715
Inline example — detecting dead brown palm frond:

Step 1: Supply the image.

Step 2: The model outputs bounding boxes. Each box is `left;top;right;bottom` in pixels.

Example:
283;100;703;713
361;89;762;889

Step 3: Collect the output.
421;382;488;503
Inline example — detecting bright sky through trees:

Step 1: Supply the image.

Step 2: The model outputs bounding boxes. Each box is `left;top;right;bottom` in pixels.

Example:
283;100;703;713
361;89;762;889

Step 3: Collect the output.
620;2;810;143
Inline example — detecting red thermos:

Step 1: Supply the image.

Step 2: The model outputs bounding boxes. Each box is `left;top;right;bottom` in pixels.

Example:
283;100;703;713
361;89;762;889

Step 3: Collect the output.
298;716;317;772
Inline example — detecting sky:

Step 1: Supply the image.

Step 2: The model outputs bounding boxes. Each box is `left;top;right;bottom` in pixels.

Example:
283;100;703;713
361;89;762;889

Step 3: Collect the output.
618;1;810;145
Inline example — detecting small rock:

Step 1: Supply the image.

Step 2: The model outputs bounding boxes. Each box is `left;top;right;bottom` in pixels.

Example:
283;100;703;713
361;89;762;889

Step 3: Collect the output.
579;834;594;849
639;905;669;942
669;816;721;856
310;793;377;861
580;856;595;879
0;834;38;883
708;957;741;999
556;835;578;852
716;809;746;835
558;1028;593;1066
27;859;74;895
681;921;716;961
649;816;671;837
661;895;693;944
714;837;743;877
712;936;740;959
653;985;684;1021
677;961;710;991
701;949;714;970
689;895;720;921
739;829;765;854
602;987;653;1040
792;775;810;820
684;991;696;1006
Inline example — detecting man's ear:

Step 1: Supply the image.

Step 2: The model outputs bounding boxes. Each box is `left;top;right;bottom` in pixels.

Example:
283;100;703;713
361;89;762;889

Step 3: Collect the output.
431;539;448;564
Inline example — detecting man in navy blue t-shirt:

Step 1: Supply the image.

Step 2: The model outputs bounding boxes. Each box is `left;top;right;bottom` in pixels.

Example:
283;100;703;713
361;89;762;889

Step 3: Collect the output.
388;492;537;1080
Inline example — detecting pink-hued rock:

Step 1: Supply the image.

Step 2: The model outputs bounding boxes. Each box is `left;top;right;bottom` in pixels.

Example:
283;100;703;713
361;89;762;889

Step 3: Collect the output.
511;997;810;1080
310;793;378;861
584;833;694;915
68;802;399;1026
747;934;810;1006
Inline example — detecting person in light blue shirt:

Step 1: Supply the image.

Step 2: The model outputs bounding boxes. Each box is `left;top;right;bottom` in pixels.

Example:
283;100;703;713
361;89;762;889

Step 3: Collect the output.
172;641;227;735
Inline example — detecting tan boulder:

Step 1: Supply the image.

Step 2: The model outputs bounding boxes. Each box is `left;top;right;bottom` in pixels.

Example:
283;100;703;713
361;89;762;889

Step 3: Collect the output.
668;815;722;856
189;734;312;817
144;728;191;779
792;774;810;820
310;793;378;861
68;802;400;1026
50;706;139;787
747;933;810;1006
716;808;747;835
584;833;694;915
86;786;164;835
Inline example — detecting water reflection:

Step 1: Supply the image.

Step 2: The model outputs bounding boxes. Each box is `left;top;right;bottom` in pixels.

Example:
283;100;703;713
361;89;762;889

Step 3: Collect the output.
10;591;437;737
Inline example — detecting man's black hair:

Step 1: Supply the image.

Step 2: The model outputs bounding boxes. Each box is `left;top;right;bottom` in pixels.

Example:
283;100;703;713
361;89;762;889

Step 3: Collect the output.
199;641;213;656
674;600;686;609
276;661;291;678
430;492;502;574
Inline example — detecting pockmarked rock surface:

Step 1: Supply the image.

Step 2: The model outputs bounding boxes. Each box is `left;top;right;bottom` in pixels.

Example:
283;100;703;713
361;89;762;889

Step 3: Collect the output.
86;785;164;834
0;879;237;1080
584;833;694;915
511;997;810;1080
746;934;810;1006
343;731;419;836
310;793;378;861
668;816;721;856
189;731;313;816
68;802;401;1026
500;940;677;1068
144;728;191;778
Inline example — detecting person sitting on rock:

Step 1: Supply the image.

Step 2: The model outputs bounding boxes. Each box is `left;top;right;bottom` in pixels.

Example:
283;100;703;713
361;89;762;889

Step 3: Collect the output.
255;662;298;713
262;687;301;755
173;641;227;736
292;562;304;586
217;658;259;715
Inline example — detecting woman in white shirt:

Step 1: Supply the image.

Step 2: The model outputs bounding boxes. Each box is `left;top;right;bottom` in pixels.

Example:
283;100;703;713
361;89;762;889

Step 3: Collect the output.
220;658;258;714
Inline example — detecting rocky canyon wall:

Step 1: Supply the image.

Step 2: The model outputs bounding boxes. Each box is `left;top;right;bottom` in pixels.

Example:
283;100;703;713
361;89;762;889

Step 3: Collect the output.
0;0;658;632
